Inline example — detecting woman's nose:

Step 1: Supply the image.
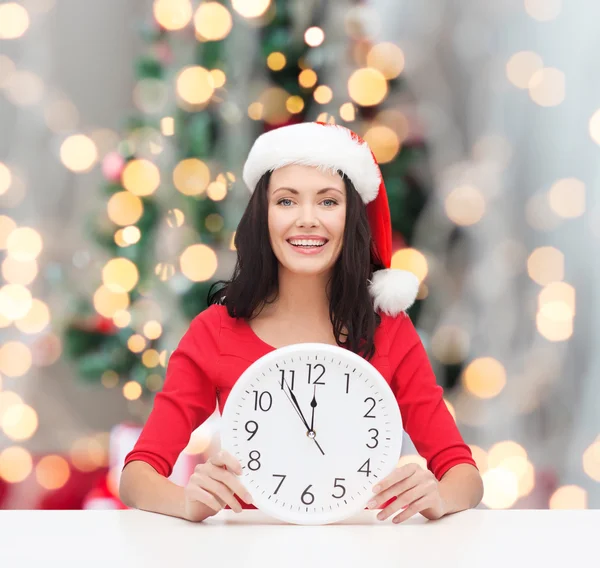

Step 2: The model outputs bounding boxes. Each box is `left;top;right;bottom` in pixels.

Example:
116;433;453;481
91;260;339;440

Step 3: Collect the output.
295;204;319;227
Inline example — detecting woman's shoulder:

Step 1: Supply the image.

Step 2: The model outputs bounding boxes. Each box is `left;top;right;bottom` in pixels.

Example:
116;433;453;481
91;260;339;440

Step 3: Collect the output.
188;303;228;334
376;309;415;341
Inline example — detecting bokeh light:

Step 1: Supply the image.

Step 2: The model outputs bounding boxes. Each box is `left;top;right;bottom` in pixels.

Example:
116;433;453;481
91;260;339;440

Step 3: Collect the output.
462;358;506;399
258;87;291;125
0;162;11;195
142;349;160;368
286;96;304;114
122;159;160;196
123;381;143;401
102;258;140;293
36;455;71;490
363;125;400;164
348;68;388;106
0;216;17;249
153;0;192;30
536;282;575;341
267;52;286;71
582;441;600;482
93;286;130;319
207;180;227;201
524;0;562;21
528;67;565;107
506;51;544;89
445;185;486;226
194;2;232;41
0;284;33;320
339;102;356;121
482;468;519;509
2;403;38;441
127;334;147;354
589;109;600;146
231;0;271;18
304;26;324;47
299;69;318;88
176;66;215;106
391;248;428;282
0;446;32;483
6;227;43;262
0;342;32;378
0;3;30;39
70;436;107;472
180;244;218;282
549;485;587;509
314;85;333;104
366;42;405;80
143;321;163;340
173;158;210;196
60;135;98;173
527;246;564;285
2;257;38;286
15;299;50;334
548;178;585;218
107;192;144;226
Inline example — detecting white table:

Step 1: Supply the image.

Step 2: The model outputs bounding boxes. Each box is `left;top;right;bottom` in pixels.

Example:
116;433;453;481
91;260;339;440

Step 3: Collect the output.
1;509;598;567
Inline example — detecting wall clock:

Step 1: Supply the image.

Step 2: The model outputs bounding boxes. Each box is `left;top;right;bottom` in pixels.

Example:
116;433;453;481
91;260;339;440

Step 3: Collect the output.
220;343;403;525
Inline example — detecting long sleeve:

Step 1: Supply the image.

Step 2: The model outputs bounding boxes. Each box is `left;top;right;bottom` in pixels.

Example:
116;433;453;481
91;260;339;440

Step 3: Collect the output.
388;313;477;480
123;307;220;478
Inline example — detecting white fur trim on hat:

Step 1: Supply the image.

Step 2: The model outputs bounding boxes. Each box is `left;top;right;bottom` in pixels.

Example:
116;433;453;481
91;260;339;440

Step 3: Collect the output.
243;122;381;204
368;269;420;317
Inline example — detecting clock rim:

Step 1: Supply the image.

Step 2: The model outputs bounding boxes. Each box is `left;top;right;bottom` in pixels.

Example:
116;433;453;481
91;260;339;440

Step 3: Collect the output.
220;342;403;525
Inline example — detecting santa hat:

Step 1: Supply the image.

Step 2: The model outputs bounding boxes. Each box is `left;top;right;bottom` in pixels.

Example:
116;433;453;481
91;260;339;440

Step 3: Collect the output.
242;121;419;317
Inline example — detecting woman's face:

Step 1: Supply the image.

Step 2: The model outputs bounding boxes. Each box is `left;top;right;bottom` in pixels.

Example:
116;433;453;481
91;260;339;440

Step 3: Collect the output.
267;164;347;277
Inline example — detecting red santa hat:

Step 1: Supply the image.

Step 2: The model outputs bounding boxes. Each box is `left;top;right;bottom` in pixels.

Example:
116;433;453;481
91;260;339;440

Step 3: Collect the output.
242;121;419;317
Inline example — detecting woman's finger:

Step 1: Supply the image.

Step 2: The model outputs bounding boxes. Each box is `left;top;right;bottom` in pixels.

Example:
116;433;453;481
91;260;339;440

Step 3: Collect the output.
210;450;242;474
208;463;253;504
372;463;419;495
197;474;242;513
391;495;430;524
368;474;420;509
376;485;428;521
185;484;223;513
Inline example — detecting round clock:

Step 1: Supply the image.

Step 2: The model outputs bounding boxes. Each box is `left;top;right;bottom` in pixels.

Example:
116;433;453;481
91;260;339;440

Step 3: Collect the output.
220;343;403;525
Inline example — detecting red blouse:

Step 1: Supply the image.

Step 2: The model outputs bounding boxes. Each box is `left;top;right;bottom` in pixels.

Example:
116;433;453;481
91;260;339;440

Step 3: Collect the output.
123;305;476;503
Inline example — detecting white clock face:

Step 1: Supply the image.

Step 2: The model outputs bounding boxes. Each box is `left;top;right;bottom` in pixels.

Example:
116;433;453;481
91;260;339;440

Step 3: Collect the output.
220;343;403;525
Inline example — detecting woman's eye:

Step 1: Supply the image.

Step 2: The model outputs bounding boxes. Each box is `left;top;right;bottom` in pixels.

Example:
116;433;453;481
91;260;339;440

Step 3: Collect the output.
322;199;337;207
278;198;293;206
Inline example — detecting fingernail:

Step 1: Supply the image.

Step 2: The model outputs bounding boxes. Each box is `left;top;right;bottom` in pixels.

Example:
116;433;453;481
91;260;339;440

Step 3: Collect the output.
377;512;385;520
245;493;253;503
373;485;381;493
367;500;377;509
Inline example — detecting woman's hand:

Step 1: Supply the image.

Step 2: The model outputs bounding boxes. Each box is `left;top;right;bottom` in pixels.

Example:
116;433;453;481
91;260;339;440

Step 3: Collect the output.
183;450;253;522
367;463;446;524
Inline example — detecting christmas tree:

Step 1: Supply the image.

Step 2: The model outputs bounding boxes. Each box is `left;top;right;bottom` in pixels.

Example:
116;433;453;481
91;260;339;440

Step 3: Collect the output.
63;0;436;413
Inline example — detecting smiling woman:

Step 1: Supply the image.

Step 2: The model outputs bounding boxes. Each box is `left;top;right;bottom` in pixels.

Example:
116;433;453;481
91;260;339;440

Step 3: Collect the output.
120;122;482;526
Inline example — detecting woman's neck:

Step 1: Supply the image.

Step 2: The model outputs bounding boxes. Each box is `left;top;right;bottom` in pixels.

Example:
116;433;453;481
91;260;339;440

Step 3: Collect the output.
268;267;331;322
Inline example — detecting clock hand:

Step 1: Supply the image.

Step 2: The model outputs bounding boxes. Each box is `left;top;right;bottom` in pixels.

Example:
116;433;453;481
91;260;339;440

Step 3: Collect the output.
280;380;325;456
309;385;317;433
281;384;310;429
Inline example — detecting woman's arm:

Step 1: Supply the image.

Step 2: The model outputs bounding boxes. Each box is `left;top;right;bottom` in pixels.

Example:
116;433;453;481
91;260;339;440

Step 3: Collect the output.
437;463;484;517
120;460;204;521
119;308;221;518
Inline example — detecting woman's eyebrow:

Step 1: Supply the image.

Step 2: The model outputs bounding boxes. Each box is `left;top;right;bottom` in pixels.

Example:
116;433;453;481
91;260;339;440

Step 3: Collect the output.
273;187;344;196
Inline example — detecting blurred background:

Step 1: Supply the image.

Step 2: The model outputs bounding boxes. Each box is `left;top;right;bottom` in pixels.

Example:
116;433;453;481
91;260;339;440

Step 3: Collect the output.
0;0;598;511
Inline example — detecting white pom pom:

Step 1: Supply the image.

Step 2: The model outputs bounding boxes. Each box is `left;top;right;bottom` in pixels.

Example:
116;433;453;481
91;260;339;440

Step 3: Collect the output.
368;269;420;317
